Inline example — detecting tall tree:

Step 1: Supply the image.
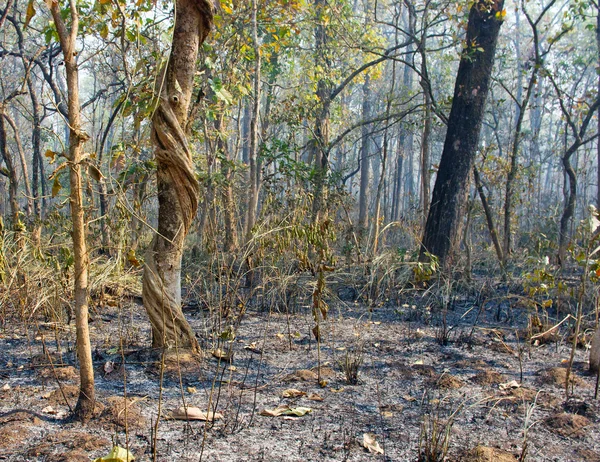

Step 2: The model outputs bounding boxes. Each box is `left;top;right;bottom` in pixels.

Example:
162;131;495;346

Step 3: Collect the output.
142;0;213;353
420;0;505;267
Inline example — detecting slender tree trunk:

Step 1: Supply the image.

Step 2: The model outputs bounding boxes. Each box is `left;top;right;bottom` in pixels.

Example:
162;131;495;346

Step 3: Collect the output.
358;74;372;244
245;0;261;242
3;113;32;218
420;91;432;228
597;5;600;210
0;107;18;229
420;0;505;267
48;0;95;422
310;0;331;222
474;166;504;265
215;115;237;252
142;0;213;353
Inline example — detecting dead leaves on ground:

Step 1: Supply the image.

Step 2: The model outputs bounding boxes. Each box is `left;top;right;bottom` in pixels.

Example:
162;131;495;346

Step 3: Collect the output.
363;433;384;454
259;405;312;417
169;406;223;422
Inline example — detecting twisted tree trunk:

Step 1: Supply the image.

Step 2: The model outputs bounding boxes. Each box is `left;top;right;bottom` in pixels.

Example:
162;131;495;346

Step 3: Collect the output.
142;0;213;353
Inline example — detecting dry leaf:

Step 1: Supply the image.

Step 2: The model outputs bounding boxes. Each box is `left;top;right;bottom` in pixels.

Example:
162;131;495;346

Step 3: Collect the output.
170;406;223;421
187;387;197;394
363;433;384;454
402;395;416;402
499;380;520;391
260;405;312;417
212;349;232;361
1;383;10;391
282;388;306;398
103;361;115;374
308;393;324;401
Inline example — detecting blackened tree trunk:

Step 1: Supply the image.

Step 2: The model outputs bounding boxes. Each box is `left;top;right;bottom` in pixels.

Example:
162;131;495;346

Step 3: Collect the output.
419;0;505;267
142;0;213;353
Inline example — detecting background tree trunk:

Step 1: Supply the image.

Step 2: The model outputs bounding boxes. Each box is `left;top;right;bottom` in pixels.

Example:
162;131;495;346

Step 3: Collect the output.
142;0;213;353
420;0;505;267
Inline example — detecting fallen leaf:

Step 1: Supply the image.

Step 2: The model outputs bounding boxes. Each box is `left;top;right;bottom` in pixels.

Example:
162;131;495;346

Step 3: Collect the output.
244;343;262;354
276;333;285;340
170;406;223;421
413;359;424;365
330;387;345;393
282;388;306;398
212;349;232;361
1;383;10;391
42;406;56;414
260;405;312;417
363;433;384;454
499;380;520;391
93;445;135;462
187;387;197;394
308;393;324;401
402;395;416;402
382;411;393;418
104;361;115;374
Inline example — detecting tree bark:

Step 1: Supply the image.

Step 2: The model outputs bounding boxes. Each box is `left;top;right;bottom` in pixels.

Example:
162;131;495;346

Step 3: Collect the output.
420;0;505;267
244;0;261;242
358;74;372;244
3;112;33;218
474;166;504;265
48;0;95;423
142;0;213;353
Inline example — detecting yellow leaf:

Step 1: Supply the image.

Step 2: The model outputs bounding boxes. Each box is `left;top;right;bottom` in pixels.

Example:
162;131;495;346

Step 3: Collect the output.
51;177;61;198
127;249;141;268
222;4;233;14
24;0;36;29
93;445;135;462
44;149;57;163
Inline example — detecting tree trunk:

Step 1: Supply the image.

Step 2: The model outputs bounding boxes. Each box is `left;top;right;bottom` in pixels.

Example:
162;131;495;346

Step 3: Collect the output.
474;166;504;265
420;0;505;267
142;0;213;353
48;0;95;423
0;108;19;230
3;112;33;218
597;5;600;210
245;0;261;242
358;74;372;244
310;0;331;222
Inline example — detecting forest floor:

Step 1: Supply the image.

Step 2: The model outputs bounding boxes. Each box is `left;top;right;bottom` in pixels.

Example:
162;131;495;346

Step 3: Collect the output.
0;279;599;462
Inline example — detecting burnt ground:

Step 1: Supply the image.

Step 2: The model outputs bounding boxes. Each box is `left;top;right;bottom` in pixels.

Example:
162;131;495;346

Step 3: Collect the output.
0;287;599;462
